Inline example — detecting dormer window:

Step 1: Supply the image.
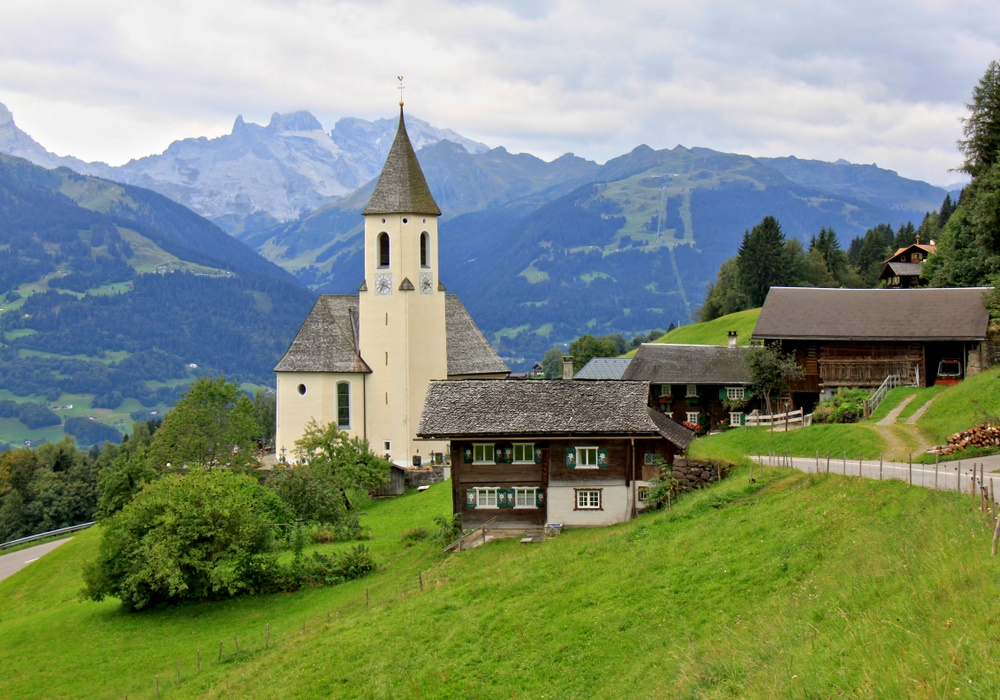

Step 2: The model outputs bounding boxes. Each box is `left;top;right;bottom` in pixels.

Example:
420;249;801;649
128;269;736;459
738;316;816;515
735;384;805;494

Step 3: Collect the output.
378;233;390;267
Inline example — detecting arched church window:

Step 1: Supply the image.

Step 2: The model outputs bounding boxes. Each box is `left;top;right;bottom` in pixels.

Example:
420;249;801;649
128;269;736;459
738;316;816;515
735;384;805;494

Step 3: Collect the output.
378;233;390;267
420;232;429;267
337;382;350;428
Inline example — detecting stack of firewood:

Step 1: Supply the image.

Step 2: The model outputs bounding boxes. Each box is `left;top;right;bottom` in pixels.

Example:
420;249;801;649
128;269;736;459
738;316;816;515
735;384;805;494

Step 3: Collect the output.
930;422;1000;455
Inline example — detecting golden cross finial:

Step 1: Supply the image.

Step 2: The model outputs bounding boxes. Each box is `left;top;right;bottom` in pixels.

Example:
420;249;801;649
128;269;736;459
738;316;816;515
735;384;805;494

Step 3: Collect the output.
397;75;405;106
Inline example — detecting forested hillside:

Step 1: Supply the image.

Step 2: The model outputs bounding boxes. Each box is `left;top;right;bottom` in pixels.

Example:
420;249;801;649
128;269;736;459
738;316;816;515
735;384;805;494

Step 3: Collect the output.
0;154;315;448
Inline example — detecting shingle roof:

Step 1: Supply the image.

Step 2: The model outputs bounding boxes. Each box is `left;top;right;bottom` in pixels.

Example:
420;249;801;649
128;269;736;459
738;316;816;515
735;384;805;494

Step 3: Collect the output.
274;295;371;373
445;296;510;376
752;287;992;341
575;357;632;380
621;344;750;385
880;261;923;278
362;108;441;216
275;294;507;377
417;379;694;449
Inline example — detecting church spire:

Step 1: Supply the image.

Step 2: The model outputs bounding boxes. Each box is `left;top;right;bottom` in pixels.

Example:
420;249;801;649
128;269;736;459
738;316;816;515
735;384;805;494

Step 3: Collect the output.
362;103;441;216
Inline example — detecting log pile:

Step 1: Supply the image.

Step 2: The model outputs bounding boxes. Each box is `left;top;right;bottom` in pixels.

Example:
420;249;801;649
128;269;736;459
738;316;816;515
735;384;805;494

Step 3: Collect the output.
930;423;1000;455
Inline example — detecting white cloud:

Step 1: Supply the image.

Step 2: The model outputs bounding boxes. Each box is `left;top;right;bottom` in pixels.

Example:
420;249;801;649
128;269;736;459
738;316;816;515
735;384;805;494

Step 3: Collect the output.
0;0;996;184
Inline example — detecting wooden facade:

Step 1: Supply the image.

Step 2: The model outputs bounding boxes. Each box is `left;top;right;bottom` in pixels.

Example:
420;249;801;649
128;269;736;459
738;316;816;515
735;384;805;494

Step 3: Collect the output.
650;383;758;432
450;436;679;529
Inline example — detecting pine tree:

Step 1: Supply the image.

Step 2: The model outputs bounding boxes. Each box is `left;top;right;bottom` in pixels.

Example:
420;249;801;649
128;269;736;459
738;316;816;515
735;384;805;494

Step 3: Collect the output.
959;60;1000;179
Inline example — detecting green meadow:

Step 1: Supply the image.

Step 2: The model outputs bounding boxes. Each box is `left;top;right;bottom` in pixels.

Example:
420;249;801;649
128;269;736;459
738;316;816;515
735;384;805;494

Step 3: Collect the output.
4;466;1000;698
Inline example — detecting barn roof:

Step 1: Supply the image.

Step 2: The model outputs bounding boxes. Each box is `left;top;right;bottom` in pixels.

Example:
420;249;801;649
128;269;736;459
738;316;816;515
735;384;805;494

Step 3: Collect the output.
752;287;991;342
622;344;750;385
417;379;694;449
880;261;924;278
274;294;508;376
575;357;632;380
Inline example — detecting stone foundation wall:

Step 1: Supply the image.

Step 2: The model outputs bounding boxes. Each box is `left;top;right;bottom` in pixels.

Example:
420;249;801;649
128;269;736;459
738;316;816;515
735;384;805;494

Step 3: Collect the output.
403;466;445;489
669;459;731;492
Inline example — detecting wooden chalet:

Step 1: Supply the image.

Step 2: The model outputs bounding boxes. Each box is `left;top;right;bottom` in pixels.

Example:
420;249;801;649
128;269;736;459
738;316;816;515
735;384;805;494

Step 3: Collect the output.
621;341;756;431
878;239;936;288
752;287;992;404
417;380;694;530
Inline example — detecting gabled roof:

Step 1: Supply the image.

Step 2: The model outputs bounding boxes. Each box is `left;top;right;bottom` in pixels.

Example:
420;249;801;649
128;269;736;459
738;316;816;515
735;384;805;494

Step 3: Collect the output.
417;379;694;450
274;294;508;377
362;108;441;216
752;287;992;342
445;296;510;376
575;357;632;380
886;241;936;262
879;261;923;280
273;295;371;373
622;344;750;385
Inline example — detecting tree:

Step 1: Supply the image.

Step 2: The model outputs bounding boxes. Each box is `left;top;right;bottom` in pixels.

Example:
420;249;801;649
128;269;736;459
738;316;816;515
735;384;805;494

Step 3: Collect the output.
83;469;289;611
147;377;259;471
568;334;622;373
743;344;804;415
959;59;1000;179
736;216;790;307
252;390;277;447
540;347;565;379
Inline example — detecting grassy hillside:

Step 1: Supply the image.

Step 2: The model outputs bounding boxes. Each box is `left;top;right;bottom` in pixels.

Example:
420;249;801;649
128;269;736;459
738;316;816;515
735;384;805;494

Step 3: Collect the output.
690;365;1000;464
624;308;761;358
3;469;1000;698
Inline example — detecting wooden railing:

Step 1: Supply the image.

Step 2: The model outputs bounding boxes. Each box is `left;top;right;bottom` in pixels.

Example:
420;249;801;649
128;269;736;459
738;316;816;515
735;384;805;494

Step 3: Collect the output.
441;516;498;553
746;408;806;428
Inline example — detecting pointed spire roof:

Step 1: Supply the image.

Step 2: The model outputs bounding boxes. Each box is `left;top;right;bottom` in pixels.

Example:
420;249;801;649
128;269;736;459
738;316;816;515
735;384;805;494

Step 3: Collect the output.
363;106;441;216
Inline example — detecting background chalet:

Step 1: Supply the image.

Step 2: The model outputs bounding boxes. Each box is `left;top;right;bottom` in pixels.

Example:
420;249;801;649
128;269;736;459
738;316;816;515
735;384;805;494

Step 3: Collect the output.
752;286;992;405
418;380;694;529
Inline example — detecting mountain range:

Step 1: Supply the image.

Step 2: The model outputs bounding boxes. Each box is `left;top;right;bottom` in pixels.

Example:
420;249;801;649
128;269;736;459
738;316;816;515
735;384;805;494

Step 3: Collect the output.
0;102;953;370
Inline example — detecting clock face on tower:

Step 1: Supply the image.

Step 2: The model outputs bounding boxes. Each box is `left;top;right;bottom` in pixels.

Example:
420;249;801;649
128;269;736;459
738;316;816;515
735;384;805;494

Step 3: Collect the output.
419;272;433;295
375;273;392;296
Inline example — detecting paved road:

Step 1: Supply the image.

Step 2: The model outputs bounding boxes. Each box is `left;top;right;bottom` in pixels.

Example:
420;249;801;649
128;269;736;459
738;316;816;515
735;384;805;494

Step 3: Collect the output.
0;538;72;582
754;451;1000;504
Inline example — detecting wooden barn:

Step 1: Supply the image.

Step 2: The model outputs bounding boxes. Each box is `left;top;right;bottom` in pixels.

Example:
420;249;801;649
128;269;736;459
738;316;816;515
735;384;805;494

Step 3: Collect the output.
417;380;694;530
752;287;992;404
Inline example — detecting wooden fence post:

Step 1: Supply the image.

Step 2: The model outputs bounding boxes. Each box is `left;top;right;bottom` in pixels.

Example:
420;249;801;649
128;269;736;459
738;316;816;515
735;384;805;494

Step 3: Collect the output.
265;624;269;649
879;454;883;481
908;455;912;485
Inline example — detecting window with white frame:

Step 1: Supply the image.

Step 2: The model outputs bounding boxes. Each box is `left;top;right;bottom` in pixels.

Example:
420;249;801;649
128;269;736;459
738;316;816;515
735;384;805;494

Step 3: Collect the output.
576;446;598;468
730;412;744;427
474;487;498;508
686;412;699;424
514;487;537;508
512;443;535;463
657;384;672;398
637;486;650;502
473;443;495;463
726;386;745;400
686;384;699;397
336;382;350;428
575;489;602;510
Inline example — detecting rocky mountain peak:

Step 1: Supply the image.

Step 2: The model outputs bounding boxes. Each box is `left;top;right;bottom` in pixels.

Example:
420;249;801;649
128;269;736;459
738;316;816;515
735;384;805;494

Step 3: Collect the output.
0;102;13;126
267;111;324;133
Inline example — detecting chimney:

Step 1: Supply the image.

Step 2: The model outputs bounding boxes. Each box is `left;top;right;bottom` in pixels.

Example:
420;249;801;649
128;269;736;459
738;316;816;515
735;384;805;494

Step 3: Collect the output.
727;331;738;348
562;355;574;380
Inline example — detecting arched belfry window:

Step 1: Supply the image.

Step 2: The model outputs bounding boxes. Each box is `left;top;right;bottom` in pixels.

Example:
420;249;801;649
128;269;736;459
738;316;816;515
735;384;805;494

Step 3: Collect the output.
420;232;429;268
378;233;390;267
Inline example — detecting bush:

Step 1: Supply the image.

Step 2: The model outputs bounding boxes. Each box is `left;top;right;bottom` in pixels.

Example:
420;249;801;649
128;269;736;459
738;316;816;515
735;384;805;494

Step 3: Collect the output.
812;388;870;424
433;513;464;544
82;469;289;610
401;527;430;546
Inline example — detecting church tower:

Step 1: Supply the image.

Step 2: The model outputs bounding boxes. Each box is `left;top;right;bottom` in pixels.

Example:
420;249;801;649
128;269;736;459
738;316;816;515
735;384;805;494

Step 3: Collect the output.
358;104;448;465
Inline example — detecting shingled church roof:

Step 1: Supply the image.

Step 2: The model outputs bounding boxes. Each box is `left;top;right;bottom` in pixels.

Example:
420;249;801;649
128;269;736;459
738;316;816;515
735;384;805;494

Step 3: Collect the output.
417;379;694;450
274;294;507;376
362;107;441;216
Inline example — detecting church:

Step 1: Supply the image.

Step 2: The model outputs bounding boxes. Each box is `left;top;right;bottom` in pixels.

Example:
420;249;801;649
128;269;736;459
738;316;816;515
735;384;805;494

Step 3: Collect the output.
274;103;509;465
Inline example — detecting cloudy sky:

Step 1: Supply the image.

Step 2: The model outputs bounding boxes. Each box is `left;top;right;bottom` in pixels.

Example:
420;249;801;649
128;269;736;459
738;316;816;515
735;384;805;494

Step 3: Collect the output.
1;0;997;187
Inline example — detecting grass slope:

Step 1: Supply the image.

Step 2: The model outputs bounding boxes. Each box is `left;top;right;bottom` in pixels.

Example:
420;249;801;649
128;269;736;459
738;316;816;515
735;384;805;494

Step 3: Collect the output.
626;308;761;357
692;366;1000;464
4;471;1000;698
